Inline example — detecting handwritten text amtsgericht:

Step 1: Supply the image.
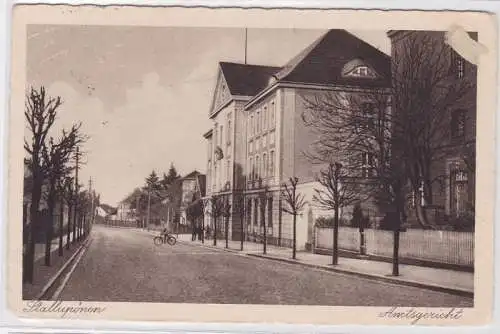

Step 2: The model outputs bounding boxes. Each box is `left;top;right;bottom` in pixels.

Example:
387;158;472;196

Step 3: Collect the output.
23;301;106;318
378;307;464;324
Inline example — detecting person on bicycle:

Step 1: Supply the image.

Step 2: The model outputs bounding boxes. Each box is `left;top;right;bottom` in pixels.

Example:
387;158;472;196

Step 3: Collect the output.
160;227;169;242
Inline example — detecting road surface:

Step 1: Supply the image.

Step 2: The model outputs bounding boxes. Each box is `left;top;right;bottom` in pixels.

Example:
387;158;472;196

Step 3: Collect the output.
58;225;473;306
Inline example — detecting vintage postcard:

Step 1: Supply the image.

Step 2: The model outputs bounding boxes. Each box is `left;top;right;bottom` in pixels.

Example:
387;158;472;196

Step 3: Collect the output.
5;4;497;327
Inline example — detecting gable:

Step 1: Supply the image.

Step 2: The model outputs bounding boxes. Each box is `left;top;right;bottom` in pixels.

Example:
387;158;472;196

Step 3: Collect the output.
209;69;232;117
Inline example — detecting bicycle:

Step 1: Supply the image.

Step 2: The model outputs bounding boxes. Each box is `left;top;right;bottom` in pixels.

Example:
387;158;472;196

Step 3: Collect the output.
153;232;177;246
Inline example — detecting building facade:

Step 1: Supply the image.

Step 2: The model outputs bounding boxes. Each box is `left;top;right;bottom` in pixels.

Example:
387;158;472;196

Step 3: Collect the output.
388;30;477;228
204;30;391;249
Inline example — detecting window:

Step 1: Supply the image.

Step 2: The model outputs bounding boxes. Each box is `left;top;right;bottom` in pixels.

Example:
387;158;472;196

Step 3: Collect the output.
213;163;217;188
263;106;268;131
263;153;267;178
418;181;425;207
249;157;254;180
262;134;267;148
451;109;466;139
267;197;273;233
270;101;276;129
270;150;275;177
227;115;232;145
249;140;253;154
269;131;275;146
226;159;231;183
219;125;223;145
348;66;374;77
451;50;465;79
361;102;376;130
361;152;375;178
250;115;254;137
255;155;260;180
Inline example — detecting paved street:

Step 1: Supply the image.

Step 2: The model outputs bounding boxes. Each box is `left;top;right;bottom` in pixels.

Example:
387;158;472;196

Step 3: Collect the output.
58;225;473;306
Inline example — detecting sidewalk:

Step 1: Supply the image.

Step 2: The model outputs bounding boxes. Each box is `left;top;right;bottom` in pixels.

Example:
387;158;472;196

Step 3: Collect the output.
175;234;474;297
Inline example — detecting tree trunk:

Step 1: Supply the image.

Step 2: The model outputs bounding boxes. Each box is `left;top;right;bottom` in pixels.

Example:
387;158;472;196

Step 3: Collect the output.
23;175;42;283
213;215;217;246
292;214;297;259
44;183;57;267
332;203;339;265
225;216;229;249
66;203;72;250
201;217;205;244
58;198;64;256
240;211;244;251
278;198;282;247
392;228;400;276
72;207;77;243
262;202;267;255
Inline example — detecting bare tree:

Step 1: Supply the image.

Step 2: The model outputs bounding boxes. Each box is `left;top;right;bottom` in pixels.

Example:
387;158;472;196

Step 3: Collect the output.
281;177;307;259
220;196;232;249
303;32;475;230
234;193;247;251
56;175;73;256
42;124;85;266
391;33;475;228
313;162;362;265
257;183;270;254
207;194;224;246
302;81;407;275
23;86;61;283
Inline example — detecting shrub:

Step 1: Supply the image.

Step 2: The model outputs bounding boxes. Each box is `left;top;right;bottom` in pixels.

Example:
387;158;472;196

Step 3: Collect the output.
448;212;475;232
315;216;350;228
379;212;402;231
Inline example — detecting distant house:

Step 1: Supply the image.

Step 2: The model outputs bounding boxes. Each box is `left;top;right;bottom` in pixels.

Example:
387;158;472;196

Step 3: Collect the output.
178;171;206;227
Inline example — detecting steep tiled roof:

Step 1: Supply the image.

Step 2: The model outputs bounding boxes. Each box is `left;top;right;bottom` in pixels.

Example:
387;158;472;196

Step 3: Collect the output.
274;29;391;88
219;62;281;96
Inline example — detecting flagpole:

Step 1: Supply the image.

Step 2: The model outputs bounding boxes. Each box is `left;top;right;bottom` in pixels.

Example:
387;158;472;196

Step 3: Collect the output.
244;28;248;64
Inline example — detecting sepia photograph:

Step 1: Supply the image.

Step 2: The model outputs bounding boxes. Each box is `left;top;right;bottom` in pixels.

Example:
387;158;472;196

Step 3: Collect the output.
6;5;496;326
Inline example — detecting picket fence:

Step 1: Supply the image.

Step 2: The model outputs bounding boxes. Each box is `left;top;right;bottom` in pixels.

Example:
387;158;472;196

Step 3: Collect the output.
315;227;474;266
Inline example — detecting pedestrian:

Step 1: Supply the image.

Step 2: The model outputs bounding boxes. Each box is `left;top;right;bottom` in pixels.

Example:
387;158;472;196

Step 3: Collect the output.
191;222;197;241
197;225;202;241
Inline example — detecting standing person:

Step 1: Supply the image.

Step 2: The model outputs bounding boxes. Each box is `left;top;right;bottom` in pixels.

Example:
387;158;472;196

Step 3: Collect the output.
191;221;197;241
197;222;202;241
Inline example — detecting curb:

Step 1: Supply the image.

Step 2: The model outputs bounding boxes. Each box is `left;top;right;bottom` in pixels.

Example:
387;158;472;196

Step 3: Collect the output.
182;241;473;299
35;237;92;300
245;253;474;299
177;240;242;254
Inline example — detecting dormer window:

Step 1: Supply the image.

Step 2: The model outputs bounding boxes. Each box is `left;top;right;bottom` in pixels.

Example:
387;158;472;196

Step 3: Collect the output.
342;59;378;79
268;76;277;86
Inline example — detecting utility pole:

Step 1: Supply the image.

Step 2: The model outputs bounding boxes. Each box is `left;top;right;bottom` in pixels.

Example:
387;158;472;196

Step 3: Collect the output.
73;146;79;243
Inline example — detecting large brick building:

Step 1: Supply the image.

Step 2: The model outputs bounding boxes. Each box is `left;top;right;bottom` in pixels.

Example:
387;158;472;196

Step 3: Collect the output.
387;30;476;228
203;29;391;250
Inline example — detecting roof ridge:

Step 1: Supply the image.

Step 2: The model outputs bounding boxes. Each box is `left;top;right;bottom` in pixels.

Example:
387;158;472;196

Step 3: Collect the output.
274;30;330;80
219;61;281;69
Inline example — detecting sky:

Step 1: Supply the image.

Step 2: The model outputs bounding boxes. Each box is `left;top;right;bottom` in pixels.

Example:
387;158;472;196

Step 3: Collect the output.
26;25;390;206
